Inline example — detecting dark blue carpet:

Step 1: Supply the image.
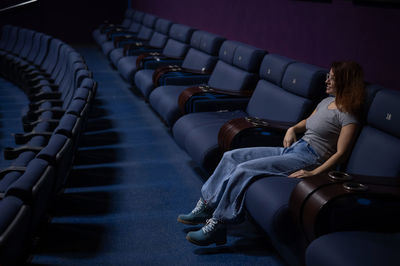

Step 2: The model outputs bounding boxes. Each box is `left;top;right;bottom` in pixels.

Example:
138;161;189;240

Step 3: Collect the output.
27;45;287;266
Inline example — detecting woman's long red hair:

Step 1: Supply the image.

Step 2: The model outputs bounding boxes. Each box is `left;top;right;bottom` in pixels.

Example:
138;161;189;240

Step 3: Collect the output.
331;61;366;118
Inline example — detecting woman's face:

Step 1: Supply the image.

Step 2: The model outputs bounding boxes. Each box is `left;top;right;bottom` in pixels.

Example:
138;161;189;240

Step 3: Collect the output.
325;69;336;96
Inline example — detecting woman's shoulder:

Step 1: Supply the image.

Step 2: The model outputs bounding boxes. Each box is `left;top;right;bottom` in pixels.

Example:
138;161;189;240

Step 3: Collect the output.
317;96;335;108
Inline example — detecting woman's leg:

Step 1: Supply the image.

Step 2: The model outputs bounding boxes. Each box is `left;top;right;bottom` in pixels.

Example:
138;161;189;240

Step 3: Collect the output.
201;146;284;207
212;140;320;224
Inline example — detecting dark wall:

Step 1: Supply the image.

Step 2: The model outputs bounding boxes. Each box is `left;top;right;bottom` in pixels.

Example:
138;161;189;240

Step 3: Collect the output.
0;0;127;43
132;0;400;90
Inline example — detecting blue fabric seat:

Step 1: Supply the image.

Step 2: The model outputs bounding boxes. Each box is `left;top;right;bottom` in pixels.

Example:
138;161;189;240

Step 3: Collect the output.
109;17;172;68
149;40;265;127
244;88;399;266
92;8;136;45
172;54;327;172
94;10;144;46
118;23;195;84
306;231;400;266
0;196;31;266
101;13;157;58
136;30;225;100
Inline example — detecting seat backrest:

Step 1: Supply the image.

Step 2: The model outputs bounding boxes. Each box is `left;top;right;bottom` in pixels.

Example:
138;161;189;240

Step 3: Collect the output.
10;27;28;55
346;89;400;177
147;18;172;48
246;57;326;123
4;26;19;52
120;8;135;28
127;11;145;33
0;24;12;50
31;34;52;67
207;40;265;91
161;24;195;58
18;29;35;59
180;31;225;71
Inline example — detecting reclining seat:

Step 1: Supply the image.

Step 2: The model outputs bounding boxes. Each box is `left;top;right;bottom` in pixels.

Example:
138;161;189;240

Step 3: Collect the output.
172;54;326;172
92;8;136;45
136;30;225;102
109;17;172;68
244;87;399;266
101;13;157;58
95;10;144;46
118;23;195;84
148;40;261;128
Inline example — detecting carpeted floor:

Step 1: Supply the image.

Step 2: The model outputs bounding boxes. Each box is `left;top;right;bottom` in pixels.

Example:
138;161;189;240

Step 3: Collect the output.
24;44;287;266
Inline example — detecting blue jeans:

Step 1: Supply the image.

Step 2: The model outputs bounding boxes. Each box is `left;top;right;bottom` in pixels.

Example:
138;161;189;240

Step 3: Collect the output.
201;139;320;224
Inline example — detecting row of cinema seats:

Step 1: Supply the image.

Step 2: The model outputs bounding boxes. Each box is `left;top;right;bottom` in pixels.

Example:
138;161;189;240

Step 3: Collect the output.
0;25;96;265
94;8;400;266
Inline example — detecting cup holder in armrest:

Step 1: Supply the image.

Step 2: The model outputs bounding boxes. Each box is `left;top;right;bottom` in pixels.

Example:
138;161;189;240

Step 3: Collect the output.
328;171;353;181
343;182;368;192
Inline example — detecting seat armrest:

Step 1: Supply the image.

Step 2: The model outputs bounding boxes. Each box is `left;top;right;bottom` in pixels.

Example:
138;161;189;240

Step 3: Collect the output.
0;166;26;179
178;86;253;115
29;99;63;110
28;91;61;102
4;146;44;160
135;53;184;70
218;117;294;151
113;35;144;47
23;119;60;133
289;171;400;242
14;131;53;145
152;66;212;87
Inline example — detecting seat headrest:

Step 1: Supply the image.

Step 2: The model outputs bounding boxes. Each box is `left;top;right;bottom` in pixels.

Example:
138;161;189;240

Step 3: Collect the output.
367;89;400;138
125;9;135;18
259;54;296;86
142;14;157;28
155;18;172;35
133;11;144;22
190;31;225;55
232;44;266;72
218;41;265;72
169;24;195;43
218;40;240;65
282;62;327;99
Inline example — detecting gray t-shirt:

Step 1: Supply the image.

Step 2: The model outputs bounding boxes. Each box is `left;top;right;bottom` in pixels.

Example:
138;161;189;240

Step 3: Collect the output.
302;97;359;162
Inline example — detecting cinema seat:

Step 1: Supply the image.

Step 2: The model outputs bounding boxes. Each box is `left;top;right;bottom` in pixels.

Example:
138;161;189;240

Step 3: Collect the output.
109;17;172;68
244;88;399;266
92;8;136;45
173;54;326;172
101;13;157;58
136;30;225;101
118;23;195;84
148;40;264;128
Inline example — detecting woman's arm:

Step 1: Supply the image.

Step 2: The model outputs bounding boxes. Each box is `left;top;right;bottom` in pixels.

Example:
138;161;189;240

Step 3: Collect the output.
288;123;359;178
283;110;316;148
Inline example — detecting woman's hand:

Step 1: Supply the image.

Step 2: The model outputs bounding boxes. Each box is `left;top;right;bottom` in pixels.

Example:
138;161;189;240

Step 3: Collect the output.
283;127;297;147
288;169;315;178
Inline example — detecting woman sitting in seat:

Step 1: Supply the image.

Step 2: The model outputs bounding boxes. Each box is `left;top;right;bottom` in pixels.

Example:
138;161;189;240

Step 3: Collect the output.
177;61;367;246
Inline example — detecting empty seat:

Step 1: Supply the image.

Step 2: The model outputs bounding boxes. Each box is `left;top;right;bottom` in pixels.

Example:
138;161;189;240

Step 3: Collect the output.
109;17;172;68
101;13;157;58
118;23;195;84
149;40;265;128
92;8;136;45
136;30;225;100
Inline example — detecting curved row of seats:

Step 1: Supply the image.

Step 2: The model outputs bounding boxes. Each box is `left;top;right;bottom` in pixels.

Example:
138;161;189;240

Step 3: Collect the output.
0;25;96;266
93;8;400;266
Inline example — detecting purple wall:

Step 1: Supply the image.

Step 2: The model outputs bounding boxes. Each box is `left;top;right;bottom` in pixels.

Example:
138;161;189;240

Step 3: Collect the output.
132;0;400;90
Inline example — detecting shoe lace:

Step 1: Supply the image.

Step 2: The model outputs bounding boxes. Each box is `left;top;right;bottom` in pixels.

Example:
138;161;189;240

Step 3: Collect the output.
202;218;218;234
191;199;206;214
